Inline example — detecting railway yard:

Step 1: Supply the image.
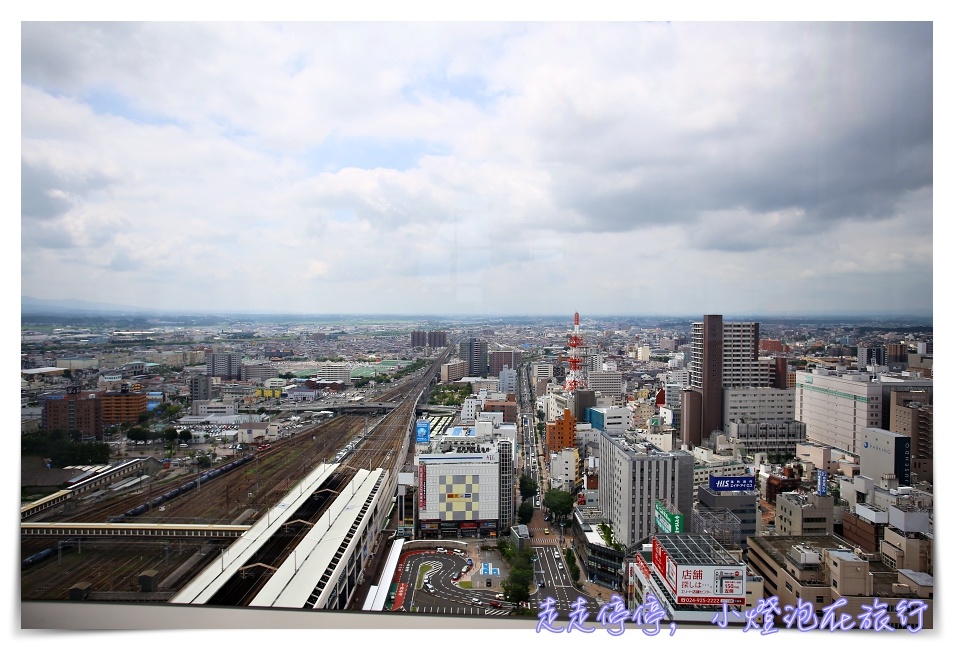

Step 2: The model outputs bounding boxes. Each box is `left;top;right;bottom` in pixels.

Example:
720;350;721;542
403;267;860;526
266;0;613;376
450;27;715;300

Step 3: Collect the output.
21;357;444;607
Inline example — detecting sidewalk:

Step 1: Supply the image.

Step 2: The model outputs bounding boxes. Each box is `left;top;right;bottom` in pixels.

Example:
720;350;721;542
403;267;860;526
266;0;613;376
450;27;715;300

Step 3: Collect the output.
579;579;618;604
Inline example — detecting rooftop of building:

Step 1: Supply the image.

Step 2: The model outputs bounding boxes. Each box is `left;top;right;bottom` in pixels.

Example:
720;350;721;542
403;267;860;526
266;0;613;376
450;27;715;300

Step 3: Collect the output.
654;533;739;566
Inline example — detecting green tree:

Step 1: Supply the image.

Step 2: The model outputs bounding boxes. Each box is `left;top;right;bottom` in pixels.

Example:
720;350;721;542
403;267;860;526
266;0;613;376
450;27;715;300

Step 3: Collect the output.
543;488;574;522
519;474;539;501
178;429;192;443
563;548;582;585
196;455;212;468
127;427;150;442
163;428;179;444
517;500;534;525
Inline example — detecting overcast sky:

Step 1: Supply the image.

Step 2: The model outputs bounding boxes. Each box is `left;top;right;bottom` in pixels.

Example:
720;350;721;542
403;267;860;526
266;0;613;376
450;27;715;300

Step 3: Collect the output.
20;21;933;317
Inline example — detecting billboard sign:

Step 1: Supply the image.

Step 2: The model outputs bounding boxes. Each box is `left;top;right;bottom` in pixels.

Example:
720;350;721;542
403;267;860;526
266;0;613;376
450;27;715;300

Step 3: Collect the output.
709;475;755;491
654;500;685;534
415;420;431;443
635;554;652;581
418;464;427;509
817;469;828;496
653;537;745;605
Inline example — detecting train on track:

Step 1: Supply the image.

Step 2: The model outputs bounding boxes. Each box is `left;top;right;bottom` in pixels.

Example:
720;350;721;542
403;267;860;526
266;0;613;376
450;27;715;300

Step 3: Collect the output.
106;455;254;523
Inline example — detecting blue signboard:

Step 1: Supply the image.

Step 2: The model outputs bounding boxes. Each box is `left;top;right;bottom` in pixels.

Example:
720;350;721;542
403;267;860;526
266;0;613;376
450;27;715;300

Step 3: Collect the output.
817;470;828;496
415;420;431;443
709;475;755;491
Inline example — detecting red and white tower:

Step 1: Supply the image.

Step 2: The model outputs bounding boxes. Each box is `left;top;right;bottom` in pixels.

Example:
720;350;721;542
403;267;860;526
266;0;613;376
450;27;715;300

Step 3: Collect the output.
564;311;587;393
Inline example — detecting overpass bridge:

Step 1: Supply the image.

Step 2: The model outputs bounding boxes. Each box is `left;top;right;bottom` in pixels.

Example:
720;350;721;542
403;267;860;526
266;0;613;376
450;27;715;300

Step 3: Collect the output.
279;402;399;416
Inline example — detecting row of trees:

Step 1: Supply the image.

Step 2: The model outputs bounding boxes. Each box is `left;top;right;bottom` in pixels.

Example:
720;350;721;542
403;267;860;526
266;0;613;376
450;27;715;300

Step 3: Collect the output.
124;426;195;444
21;429;110;466
496;538;534;607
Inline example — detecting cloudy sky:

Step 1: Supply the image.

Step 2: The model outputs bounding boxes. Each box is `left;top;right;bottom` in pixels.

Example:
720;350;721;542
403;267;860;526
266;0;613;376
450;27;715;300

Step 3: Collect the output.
20;21;933;317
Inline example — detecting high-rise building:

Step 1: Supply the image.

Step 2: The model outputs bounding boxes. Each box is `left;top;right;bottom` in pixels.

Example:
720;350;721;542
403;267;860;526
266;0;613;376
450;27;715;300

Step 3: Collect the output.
41;390;104;439
440;359;468;383
100;389;149;426
856;346;886;370
498;438;515;530
497;366;517;394
459;338;488;377
886;343;908;364
683;316;768;448
597;433;694;547
206;352;242;380
546;408;577;452
189;374;213;402
427;331;448;348
889;391;932;484
489;350;521;377
411;331;427;347
684;315;725;447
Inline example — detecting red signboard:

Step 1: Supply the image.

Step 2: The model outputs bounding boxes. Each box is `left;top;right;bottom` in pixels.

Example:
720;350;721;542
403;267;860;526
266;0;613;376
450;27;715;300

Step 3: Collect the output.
635;554;652;580
652;537;670;580
652;536;745;606
418;464;426;509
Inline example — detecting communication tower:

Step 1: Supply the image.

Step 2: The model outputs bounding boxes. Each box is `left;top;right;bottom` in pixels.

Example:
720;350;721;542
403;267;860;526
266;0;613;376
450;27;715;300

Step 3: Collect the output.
564;311;587;392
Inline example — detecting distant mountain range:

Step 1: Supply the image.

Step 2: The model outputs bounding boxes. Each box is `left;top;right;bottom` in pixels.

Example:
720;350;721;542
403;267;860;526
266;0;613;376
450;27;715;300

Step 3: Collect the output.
21;295;932;326
21;295;151;316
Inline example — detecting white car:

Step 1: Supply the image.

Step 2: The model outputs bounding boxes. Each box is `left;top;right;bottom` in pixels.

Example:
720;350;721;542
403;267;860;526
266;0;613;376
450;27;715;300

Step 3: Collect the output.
436;547;446;553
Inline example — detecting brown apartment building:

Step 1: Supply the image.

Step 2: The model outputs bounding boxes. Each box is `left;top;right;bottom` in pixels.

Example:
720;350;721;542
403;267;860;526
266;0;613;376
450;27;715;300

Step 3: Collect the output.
546;408;577;452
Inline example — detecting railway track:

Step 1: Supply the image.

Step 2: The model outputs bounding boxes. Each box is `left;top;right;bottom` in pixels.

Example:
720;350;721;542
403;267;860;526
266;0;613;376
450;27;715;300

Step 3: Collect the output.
21;350;450;605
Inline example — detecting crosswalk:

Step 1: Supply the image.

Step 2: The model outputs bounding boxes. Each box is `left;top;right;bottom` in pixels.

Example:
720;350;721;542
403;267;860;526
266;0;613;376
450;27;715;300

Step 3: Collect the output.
412;604;512;616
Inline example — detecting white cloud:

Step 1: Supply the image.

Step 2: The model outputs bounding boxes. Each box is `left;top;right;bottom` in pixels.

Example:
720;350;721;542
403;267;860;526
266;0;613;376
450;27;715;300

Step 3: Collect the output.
20;21;933;316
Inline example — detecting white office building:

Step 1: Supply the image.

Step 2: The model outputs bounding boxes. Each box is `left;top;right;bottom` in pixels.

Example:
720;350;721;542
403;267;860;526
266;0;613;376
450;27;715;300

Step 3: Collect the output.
795;368;932;454
723;387;795;425
598;432;694;547
587;370;624;398
315;362;352;386
498;367;517;394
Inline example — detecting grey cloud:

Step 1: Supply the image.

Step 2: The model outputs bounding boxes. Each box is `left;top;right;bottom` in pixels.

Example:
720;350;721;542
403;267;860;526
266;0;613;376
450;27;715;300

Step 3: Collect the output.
526;22;932;250
21;159;113;222
21;22;143;91
21;160;72;220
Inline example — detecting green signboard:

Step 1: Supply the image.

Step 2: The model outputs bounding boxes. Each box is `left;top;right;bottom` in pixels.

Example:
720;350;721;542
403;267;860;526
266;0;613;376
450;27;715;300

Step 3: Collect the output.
654;499;685;534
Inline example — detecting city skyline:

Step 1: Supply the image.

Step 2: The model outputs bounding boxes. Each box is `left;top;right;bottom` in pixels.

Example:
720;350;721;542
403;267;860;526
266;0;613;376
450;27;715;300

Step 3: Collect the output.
21;21;933;319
